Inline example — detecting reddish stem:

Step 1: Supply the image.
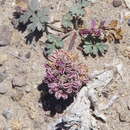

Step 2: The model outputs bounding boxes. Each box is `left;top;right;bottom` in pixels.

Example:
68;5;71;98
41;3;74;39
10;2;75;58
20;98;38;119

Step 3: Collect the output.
68;31;77;51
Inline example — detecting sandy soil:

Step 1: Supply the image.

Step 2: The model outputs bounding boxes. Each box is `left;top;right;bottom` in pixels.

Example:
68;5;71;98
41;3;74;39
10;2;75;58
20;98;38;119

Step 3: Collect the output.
0;0;130;129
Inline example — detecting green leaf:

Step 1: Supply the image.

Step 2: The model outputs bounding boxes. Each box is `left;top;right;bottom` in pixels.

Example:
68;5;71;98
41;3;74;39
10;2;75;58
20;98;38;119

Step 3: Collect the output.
78;0;88;7
83;44;93;54
47;34;64;48
96;43;108;54
27;23;36;32
29;13;45;31
19;11;32;24
45;44;56;56
29;0;39;11
69;4;85;16
84;41;92;45
44;34;64;56
48;34;57;43
62;13;73;29
30;14;39;23
37;8;49;23
92;46;98;55
37;22;43;31
41;8;49;16
102;44;108;50
55;40;64;48
14;0;50;44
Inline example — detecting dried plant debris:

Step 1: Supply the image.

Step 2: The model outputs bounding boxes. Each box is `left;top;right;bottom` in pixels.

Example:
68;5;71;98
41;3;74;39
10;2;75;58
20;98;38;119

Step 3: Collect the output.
122;46;130;58
100;20;123;43
12;0;50;44
15;0;28;11
43;50;89;100
43;34;64;57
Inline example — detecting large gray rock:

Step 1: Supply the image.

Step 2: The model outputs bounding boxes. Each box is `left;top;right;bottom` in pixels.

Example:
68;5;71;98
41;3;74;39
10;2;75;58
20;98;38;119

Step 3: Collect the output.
49;70;115;130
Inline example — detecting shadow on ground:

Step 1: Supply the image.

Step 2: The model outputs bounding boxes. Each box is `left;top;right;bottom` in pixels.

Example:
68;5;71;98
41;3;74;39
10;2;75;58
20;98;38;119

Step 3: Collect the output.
12;11;43;44
38;83;74;117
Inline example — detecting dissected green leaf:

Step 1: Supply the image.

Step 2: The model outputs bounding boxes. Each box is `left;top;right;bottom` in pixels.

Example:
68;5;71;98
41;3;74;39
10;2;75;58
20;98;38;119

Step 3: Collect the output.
62;13;73;29
96;43;108;54
48;34;64;48
83;41;108;56
69;4;85;17
92;46;98;55
40;8;49;16
84;41;92;45
44;44;56;56
62;0;87;30
37;22;43;31
83;44;93;54
77;0;88;7
26;23;36;32
38;8;49;23
14;2;50;44
29;0;40;11
44;34;64;56
55;40;64;48
29;14;44;31
19;11;32;24
30;14;39;23
48;34;56;43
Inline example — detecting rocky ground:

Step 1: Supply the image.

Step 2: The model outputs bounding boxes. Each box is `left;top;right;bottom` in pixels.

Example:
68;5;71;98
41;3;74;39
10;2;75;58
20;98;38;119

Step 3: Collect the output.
0;0;130;130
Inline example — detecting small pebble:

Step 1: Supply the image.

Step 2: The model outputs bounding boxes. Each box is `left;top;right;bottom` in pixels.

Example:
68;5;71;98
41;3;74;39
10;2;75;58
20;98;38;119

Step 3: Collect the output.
128;19;130;26
127;99;130;110
0;82;8;94
11;89;24;101
3;126;12;130
113;0;122;7
0;25;12;46
0;87;7;94
33;121;42;129
12;75;27;88
119;111;130;122
0;53;8;65
0;72;7;83
25;52;31;59
25;86;31;93
2;109;13;120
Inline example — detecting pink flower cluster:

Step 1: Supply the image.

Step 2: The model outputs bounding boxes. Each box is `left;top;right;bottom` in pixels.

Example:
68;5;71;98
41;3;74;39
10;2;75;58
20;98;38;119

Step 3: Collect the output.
44;50;89;100
79;20;104;37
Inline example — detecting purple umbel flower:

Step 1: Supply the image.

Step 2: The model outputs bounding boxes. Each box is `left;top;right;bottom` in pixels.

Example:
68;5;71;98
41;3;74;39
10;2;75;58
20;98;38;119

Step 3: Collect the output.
79;20;103;37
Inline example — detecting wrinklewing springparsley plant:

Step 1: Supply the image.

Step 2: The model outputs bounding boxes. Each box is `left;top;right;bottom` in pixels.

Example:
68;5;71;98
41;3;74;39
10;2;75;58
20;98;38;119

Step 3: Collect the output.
79;20;108;56
43;34;64;57
43;50;89;100
13;0;49;44
62;0;88;31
